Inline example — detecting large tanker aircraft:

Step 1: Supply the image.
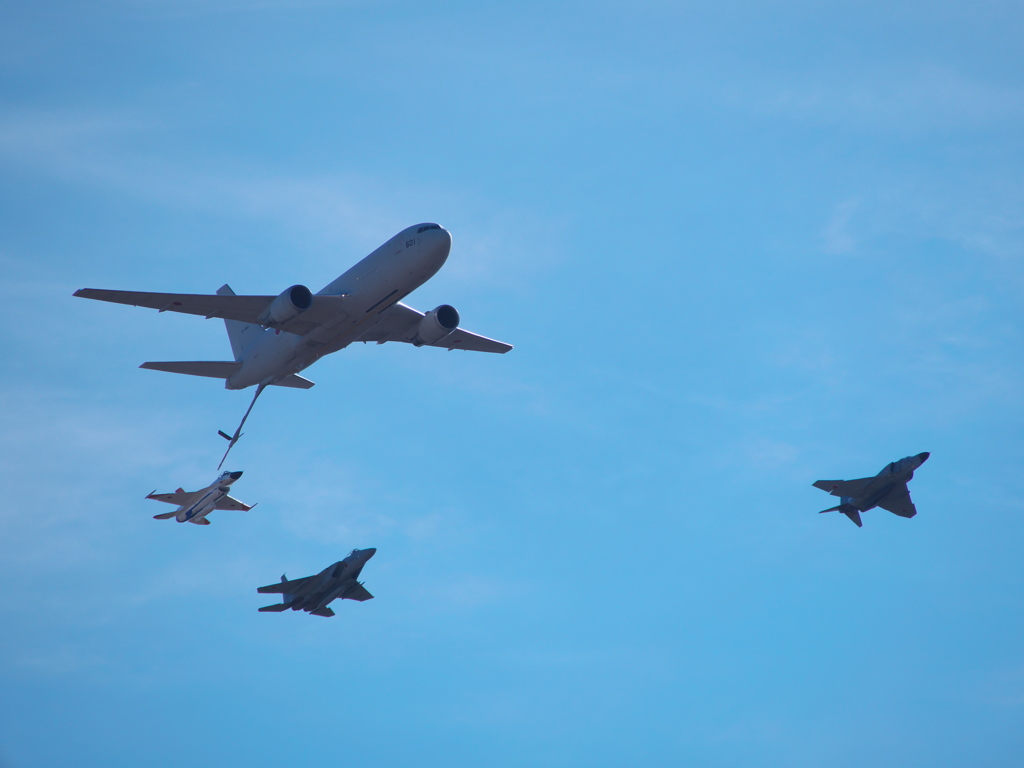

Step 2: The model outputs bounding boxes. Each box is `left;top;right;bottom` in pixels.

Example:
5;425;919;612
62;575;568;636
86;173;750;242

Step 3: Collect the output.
75;223;511;465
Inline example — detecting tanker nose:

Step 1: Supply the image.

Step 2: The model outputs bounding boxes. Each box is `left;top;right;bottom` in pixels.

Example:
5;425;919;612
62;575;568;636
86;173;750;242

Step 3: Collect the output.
428;226;451;255
916;452;930;464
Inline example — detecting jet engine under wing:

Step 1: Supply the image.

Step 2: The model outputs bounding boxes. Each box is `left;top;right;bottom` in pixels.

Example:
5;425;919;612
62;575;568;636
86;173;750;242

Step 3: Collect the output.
359;302;512;353
813;478;874;498
73;289;348;337
877;484;917;518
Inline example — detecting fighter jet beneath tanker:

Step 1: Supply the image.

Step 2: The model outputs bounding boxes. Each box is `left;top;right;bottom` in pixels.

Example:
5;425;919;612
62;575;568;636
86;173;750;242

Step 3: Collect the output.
257;549;376;617
814;452;930;527
148;470;253;525
74;224;511;466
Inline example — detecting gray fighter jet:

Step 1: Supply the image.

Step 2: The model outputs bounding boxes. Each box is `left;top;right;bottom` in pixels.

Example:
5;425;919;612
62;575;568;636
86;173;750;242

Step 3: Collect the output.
814;452;930;527
257;548;376;617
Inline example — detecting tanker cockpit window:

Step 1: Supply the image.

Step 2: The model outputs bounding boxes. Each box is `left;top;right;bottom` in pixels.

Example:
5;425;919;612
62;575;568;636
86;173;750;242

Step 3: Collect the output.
417;224;442;233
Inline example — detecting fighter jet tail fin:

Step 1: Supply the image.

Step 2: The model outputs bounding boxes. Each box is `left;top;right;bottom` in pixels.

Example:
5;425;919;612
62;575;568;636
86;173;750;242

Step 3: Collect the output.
258;603;289;612
819;504;863;527
188;517;211;525
309;607;336;617
152;511;178;520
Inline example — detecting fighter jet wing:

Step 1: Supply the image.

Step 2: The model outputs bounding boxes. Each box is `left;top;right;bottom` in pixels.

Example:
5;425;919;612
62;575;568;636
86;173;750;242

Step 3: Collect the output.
213;495;253;511
147;491;194;505
358;302;512;353
345;584;374;602
257;576;314;594
877;483;917;518
813;478;874;498
73;288;347;337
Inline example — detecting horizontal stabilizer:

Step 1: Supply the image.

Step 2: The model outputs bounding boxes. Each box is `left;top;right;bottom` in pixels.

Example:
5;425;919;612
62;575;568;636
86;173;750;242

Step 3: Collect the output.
309;607;336;617
820;504;862;527
141;361;241;379
272;373;315;389
258;603;290;612
153;511;177;520
147;491;194;505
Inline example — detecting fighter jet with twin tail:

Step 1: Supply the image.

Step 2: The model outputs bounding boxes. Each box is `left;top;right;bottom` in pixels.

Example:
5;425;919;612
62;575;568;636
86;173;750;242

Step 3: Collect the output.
257;548;377;617
74;224;512;466
814;452;930;527
148;470;253;525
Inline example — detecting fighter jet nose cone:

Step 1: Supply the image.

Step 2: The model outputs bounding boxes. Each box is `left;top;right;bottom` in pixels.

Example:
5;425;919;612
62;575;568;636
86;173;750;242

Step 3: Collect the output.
363;548;377;558
917;452;930;463
230;471;243;480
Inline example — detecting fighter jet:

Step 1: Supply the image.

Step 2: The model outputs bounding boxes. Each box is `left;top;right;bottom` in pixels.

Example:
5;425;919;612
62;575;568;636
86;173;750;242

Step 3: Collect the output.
73;224;512;467
257;548;376;617
147;470;253;525
814;452;930;527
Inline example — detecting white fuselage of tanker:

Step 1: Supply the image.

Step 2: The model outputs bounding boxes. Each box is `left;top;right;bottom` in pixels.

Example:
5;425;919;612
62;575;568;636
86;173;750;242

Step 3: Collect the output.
225;225;452;390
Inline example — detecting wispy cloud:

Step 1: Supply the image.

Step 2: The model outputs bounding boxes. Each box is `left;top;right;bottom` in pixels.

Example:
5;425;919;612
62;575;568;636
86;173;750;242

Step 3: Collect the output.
405;573;512;611
723;64;1024;134
823;198;859;255
0;107;562;286
0;107;399;247
119;0;361;16
0;386;190;568
12;645;112;677
741;437;801;473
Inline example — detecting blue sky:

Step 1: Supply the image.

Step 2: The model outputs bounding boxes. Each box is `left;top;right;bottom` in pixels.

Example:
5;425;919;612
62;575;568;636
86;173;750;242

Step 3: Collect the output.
2;1;1023;766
